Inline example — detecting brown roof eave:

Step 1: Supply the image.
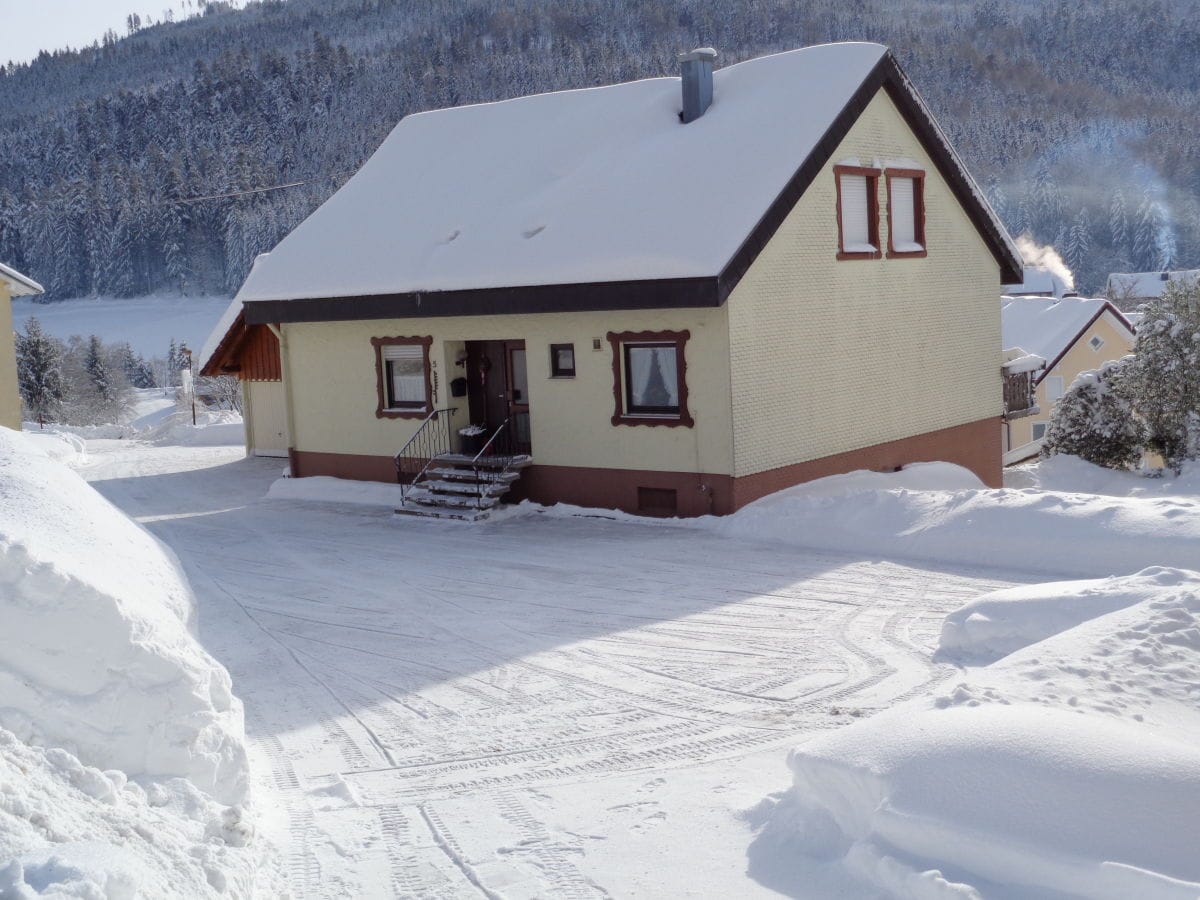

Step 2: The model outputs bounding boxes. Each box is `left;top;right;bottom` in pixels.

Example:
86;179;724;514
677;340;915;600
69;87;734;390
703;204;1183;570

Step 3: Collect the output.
199;310;248;378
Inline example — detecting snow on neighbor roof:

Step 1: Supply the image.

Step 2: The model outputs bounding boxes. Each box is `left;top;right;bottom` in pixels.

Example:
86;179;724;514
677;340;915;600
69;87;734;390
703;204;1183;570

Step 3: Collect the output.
234;42;1019;308
1106;269;1200;300
0;261;43;297
1002;265;1071;298
1000;297;1133;371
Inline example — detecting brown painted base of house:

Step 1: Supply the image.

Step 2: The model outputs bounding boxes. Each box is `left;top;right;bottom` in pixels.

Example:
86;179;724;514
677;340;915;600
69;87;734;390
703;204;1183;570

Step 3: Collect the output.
287;416;1000;517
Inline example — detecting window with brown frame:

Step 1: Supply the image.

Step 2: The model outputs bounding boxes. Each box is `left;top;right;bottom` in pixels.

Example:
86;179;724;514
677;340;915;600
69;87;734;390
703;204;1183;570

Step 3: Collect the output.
371;335;433;419
886;168;927;258
834;164;881;260
550;343;576;377
606;330;694;427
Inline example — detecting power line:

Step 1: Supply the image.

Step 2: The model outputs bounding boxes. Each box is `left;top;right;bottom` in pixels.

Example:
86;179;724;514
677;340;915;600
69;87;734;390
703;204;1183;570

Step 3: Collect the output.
168;171;349;205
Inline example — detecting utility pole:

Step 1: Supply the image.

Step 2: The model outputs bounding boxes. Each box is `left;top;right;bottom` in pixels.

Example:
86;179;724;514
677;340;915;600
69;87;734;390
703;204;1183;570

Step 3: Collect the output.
179;345;196;426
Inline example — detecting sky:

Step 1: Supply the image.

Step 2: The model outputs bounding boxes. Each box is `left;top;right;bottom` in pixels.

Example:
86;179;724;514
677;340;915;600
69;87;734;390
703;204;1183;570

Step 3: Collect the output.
0;0;244;66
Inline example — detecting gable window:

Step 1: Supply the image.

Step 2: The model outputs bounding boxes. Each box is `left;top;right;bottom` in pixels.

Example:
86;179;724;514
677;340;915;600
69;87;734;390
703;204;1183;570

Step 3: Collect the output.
1089;335;1105;351
1044;375;1065;405
550;343;576;377
886;168;926;258
371;336;433;419
607;330;694;427
834;165;881;260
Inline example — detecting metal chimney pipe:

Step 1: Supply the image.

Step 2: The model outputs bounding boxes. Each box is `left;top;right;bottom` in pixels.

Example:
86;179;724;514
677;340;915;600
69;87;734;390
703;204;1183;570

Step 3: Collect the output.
678;47;718;123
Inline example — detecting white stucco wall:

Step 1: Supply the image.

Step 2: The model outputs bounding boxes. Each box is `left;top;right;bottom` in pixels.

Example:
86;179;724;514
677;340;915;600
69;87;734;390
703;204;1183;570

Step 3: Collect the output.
282;307;734;475
726;88;1004;478
0;284;20;430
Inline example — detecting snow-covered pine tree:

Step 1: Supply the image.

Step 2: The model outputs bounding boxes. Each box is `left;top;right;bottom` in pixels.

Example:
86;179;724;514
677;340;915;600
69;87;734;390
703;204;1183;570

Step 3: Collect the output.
167;338;180;387
85;334;114;403
1108;188;1128;259
1122;280;1200;471
15;317;65;425
1040;358;1143;470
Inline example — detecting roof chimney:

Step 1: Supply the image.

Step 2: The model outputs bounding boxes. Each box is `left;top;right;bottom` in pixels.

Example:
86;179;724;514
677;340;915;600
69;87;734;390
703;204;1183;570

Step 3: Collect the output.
678;48;717;123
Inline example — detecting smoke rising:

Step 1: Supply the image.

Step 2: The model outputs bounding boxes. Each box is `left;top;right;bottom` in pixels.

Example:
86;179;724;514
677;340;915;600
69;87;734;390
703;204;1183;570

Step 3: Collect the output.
1015;234;1075;292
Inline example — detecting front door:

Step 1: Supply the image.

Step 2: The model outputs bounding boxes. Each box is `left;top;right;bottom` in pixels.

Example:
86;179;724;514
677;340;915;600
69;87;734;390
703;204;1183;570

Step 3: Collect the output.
466;340;532;454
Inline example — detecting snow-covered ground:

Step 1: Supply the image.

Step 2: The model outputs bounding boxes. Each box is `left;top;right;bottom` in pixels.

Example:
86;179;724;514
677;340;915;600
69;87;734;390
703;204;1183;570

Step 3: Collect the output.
72;442;1030;897
10;294;230;357
16;435;1195;898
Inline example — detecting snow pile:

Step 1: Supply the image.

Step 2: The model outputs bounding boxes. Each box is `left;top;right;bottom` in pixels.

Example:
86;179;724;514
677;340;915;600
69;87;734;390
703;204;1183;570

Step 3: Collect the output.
1009;454;1200;497
141;409;244;447
0;428;246;801
939;567;1200;664
0;729;264;898
760;570;1200;898
710;463;1200;578
267;474;407;508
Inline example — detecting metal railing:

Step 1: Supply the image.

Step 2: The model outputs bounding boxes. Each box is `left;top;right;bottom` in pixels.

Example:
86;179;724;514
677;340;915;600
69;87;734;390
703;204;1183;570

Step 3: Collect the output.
470;417;525;508
395;407;458;502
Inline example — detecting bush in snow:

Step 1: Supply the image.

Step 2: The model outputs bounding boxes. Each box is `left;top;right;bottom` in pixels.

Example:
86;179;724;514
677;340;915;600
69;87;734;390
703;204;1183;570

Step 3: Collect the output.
1121;280;1200;472
1041;357;1144;470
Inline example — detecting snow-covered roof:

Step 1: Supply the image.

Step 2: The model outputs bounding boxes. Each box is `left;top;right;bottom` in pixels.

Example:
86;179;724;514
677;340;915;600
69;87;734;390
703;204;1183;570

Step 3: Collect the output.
1106;270;1200;300
1000;297;1133;371
232;42;1017;309
0;261;43;297
1002;265;1071;299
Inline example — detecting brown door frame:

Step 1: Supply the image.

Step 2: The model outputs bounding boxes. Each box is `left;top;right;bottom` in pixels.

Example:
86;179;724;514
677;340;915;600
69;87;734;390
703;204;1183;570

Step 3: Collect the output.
505;340;531;453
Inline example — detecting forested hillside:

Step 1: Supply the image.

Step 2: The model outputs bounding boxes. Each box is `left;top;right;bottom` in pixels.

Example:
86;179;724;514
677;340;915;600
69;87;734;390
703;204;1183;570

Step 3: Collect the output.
2;0;1198;299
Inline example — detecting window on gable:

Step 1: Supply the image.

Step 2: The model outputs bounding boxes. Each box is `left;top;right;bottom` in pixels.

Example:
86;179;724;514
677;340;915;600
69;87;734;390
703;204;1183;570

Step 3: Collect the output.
1089;335;1105;351
886;169;926;257
1044;375;1065;404
834;165;881;260
372;336;433;419
606;330;694;427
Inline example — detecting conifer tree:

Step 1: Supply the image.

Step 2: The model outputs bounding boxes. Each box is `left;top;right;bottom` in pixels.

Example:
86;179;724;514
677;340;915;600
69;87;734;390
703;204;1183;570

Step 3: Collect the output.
85;334;114;403
1041;359;1143;470
15;317;65;425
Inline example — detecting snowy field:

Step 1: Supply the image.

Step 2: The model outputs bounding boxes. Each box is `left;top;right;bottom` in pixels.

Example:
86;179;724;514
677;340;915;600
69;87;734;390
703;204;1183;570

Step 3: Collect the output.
7;426;1193;897
10;294;230;357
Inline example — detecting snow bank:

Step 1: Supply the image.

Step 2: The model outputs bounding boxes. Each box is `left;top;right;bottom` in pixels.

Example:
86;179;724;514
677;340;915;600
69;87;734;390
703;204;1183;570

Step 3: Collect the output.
762;572;1200;899
1009;454;1200;497
939;567;1200;663
267;474;406;508
0;729;266;899
0;428;247;803
709;463;1200;578
141;409;244;447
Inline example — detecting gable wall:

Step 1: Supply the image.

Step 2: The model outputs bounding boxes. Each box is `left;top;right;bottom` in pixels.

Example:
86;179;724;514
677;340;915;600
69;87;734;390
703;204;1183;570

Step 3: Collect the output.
281;304;734;477
1007;311;1134;450
727;88;1003;483
0;283;19;430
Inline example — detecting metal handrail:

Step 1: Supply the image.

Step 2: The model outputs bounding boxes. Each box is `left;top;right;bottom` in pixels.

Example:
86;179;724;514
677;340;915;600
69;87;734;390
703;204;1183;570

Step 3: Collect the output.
471;417;509;466
394;406;458;503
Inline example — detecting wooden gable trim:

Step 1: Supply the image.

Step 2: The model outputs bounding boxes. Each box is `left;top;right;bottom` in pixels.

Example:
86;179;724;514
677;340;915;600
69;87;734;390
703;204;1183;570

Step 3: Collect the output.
199;310;247;377
241;51;1020;328
1035;302;1135;384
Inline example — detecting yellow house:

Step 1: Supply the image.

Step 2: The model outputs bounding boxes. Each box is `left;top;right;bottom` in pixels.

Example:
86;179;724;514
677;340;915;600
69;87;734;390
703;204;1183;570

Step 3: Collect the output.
1;262;45;430
202;43;1021;518
1001;297;1136;457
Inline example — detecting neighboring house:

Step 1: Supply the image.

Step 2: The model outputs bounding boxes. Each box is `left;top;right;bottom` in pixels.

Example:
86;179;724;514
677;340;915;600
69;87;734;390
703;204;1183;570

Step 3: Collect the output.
1001;297;1136;458
201;42;1021;518
1106;270;1200;306
1003;265;1073;299
1;262;44;430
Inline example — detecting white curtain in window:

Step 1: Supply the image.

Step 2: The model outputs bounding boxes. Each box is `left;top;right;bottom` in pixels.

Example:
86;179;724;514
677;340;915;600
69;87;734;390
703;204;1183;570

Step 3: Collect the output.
383;344;425;406
628;346;678;409
839;174;872;249
890;176;919;248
